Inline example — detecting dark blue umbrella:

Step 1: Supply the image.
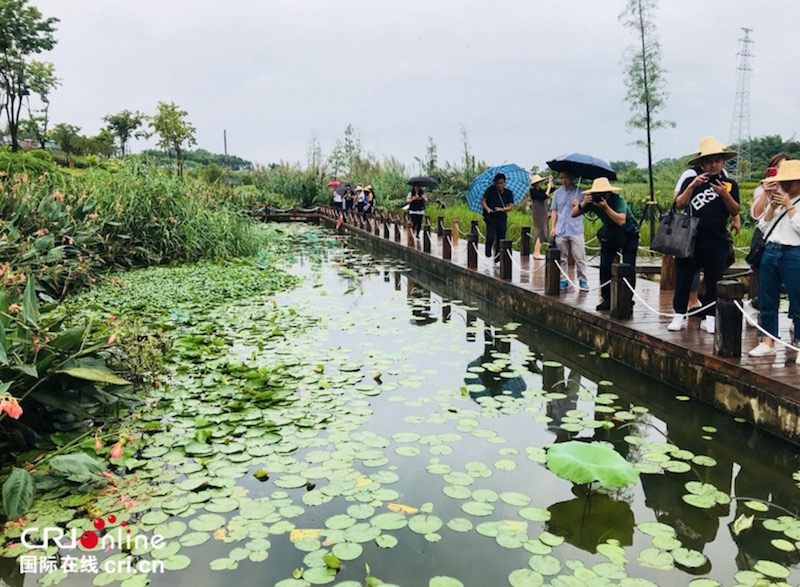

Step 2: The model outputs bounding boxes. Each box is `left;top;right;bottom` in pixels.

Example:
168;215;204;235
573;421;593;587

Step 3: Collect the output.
546;153;617;181
466;164;530;213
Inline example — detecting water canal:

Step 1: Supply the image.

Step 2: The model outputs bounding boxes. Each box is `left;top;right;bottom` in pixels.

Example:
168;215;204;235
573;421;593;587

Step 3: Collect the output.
1;225;798;587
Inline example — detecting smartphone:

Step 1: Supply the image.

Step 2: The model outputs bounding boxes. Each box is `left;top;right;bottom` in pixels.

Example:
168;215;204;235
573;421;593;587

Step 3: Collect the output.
766;167;778;178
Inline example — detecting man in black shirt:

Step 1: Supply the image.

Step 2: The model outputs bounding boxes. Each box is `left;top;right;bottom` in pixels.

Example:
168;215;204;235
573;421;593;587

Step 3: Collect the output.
668;137;740;334
481;173;515;260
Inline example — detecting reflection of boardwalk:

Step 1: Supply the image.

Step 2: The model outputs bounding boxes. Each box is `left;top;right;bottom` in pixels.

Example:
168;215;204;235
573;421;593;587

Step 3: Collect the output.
321;212;800;443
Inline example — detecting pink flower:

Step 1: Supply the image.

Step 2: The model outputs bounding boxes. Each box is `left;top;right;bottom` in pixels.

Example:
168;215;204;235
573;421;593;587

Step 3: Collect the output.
95;434;103;451
88;213;99;220
8;303;20;313
107;315;116;324
108;333;117;345
0;395;23;419
110;442;123;459
53;191;64;201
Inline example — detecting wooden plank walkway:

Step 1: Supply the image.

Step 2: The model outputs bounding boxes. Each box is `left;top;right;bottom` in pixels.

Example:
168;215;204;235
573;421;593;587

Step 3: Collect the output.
309;210;800;443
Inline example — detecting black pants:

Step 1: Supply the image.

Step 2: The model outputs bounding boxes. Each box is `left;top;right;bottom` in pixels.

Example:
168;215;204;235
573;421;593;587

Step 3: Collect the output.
673;243;730;316
409;213;424;236
485;215;508;257
599;230;639;301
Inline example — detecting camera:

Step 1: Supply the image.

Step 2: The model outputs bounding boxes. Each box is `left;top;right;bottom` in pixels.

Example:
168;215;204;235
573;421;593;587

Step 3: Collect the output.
591;193;606;203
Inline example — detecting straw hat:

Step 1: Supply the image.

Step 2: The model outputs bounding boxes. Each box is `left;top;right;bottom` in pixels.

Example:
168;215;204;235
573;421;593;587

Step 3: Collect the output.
763;160;800;183
582;177;621;195
687;136;737;166
530;174;548;185
355;185;365;191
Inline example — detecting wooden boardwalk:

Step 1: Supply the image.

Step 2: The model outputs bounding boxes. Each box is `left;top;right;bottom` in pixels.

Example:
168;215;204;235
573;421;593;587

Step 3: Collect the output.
311;210;800;443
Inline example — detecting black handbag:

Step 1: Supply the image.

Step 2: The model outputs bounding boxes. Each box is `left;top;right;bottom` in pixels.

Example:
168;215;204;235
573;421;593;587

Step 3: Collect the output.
746;197;800;267
651;205;700;259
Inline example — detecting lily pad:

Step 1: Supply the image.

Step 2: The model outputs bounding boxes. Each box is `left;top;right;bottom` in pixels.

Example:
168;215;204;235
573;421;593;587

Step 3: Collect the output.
546;441;639;488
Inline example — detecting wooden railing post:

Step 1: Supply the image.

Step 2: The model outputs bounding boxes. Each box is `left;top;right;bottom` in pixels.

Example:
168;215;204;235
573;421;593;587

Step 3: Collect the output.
423;223;431;253
545;248;562;295
443;229;452;260
406;221;415;246
383;218;390;239
470;220;479;236
660;255;676;291
611;263;635;320
394;219;401;242
437;216;444;237
521;227;531;258
715;280;744;357
500;240;512;281
467;233;478;269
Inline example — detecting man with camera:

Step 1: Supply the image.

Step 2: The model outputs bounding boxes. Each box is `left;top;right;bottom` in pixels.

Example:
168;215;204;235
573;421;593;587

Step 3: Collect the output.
668;137;740;334
571;177;639;311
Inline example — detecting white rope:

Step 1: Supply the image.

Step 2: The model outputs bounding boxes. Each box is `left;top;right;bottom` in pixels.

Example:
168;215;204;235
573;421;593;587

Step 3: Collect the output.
734;300;800;352
471;242;495;269
552;262;609;291
622;277;715;318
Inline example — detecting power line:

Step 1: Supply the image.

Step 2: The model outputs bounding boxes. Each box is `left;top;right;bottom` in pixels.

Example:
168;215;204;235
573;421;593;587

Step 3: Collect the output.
727;28;754;182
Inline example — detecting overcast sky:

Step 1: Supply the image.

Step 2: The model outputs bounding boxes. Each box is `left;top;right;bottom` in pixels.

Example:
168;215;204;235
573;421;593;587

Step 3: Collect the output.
31;0;800;171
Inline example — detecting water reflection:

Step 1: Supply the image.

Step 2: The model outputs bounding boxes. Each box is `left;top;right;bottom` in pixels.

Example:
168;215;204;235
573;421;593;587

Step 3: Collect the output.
406;279;437;326
464;327;526;399
547;492;635;553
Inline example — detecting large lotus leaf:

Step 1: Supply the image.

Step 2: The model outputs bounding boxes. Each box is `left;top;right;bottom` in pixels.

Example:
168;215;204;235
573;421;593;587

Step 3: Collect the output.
546;441;639;488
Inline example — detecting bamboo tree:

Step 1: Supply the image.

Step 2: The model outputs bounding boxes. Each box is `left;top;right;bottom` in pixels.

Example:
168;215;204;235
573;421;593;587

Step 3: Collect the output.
620;0;673;240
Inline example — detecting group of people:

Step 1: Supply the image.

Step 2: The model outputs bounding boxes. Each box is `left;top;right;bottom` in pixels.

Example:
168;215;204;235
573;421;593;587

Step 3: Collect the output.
332;184;376;228
482;135;800;356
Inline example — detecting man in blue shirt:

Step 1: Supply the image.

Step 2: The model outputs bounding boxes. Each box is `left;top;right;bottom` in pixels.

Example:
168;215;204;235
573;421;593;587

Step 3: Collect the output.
549;172;588;289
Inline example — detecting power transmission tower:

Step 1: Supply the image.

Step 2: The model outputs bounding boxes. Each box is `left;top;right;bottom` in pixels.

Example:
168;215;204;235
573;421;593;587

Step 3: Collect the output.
727;28;754;181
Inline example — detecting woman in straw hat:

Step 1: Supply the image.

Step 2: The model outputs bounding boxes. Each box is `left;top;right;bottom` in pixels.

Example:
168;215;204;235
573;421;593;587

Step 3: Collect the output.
667;137;740;334
571;177;639;311
529;174;553;259
747;160;800;361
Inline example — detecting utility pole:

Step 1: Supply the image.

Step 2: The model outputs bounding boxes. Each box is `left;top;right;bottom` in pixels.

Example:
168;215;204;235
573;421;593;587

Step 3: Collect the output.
728;28;754;181
223;129;228;167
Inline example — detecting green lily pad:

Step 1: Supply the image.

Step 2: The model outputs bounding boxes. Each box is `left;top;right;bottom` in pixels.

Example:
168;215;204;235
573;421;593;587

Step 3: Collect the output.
546;441;639;488
508;569;544;587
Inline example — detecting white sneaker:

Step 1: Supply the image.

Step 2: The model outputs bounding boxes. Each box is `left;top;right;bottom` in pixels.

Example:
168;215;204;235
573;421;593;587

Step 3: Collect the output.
700;316;716;334
668;315;687;331
748;342;777;357
743;300;759;328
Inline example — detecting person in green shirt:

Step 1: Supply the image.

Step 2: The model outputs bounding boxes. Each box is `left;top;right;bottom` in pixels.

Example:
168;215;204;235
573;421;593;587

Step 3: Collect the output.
571;177;639;311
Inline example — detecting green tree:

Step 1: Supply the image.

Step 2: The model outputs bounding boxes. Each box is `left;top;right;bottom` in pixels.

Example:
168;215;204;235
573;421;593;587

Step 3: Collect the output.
23;60;58;148
620;0;673;239
415;136;438;176
149;101;197;177
49;122;80;155
0;0;58;151
327;124;362;179
103;109;145;157
76;128;115;158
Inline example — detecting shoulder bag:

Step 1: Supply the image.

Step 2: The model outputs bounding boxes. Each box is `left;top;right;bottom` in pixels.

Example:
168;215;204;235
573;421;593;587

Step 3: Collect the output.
650;204;700;259
745;196;800;267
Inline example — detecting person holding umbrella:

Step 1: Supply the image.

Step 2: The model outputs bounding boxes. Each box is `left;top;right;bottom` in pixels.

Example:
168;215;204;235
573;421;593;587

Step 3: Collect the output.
529;174;553;259
481;173;515;261
550;171;588;289
406;182;428;238
571;177;639;311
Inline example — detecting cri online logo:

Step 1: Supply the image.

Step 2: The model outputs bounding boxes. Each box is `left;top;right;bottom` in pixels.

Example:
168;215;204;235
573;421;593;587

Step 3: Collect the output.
21;515;165;550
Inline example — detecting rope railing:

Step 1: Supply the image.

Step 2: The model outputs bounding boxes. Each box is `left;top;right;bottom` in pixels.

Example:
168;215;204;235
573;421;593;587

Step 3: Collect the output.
734;300;800;353
622;277;714;318
553;262;610;292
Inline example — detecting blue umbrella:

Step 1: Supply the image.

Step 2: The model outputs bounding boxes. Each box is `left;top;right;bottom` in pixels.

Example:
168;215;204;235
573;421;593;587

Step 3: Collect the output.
546;153;617;181
466;164;530;213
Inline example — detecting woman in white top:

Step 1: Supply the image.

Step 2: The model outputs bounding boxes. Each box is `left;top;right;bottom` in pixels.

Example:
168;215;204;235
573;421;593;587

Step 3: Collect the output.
748;160;800;360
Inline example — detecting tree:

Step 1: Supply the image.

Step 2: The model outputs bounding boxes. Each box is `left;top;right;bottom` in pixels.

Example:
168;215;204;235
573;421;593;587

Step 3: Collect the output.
327;124;362;178
149;101;197;177
0;0;58;151
49;122;80;155
23;60;58;148
414;136;438;176
103;109;145;157
620;0;673;239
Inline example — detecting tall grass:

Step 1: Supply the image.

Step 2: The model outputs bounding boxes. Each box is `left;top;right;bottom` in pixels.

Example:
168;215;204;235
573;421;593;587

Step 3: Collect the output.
0;162;267;297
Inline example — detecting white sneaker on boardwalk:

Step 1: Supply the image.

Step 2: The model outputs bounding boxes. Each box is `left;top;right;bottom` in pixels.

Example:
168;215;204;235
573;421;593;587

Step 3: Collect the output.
743;300;759;328
700;316;715;334
749;342;776;357
668;315;687;331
